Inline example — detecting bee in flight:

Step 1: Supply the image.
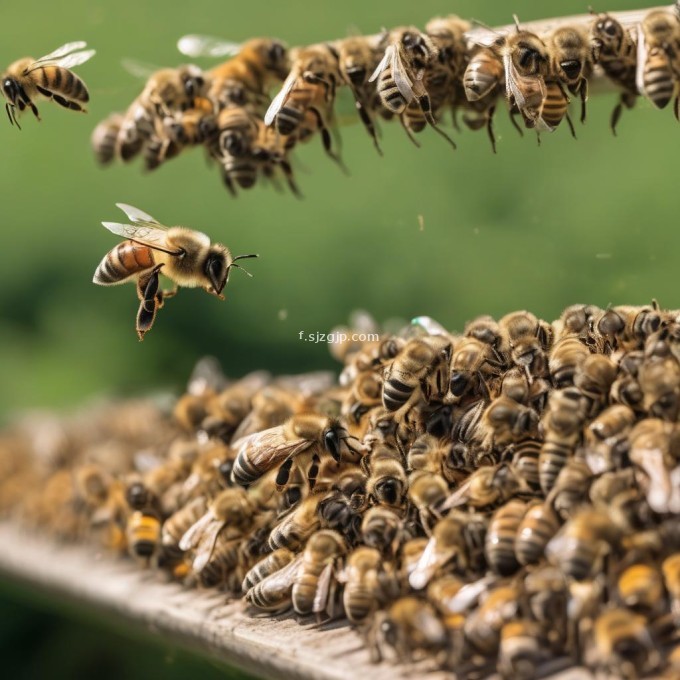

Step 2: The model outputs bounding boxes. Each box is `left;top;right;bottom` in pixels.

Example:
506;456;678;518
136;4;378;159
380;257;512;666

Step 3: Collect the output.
93;203;258;341
1;41;95;128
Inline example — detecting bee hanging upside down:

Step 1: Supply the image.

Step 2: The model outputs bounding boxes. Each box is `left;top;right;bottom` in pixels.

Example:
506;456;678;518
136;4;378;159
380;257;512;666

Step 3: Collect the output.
1;41;95;128
92;203;258;341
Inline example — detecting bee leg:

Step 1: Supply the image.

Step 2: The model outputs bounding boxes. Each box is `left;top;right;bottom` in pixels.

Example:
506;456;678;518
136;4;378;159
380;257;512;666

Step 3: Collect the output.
610;101;622;136
278;158;303;199
509;109;524;137
351;90;382;155
674;94;679;122
579;80;588;124
566;112;577;140
275;457;294;491
311;107;349;175
414;86;456;150
307;453;320;491
135;266;163;341
450;105;461;132
486;106;497;154
220;167;238;197
398;114;422;148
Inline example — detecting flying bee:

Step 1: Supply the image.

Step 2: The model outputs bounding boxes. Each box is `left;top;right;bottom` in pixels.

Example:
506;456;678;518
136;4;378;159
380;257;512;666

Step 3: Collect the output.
265;43;346;168
292;529;346;617
91;112;124;166
177;36;289;113
590;12;639;134
334;35;384;153
369;27;457;149
92;203;257;340
637;10;680;117
515;500;561;566
232;414;364;491
2;41;95;128
383;335;452;416
484;499;527;576
547;26;595;124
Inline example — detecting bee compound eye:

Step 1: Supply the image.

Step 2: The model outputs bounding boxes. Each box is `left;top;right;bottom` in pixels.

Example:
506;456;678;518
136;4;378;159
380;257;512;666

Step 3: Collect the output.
324;429;341;461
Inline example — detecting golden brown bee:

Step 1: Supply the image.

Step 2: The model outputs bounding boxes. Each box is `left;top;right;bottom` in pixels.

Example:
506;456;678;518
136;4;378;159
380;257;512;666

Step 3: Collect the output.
292;529;346;616
367;596;448;664
538;78;574;136
554;303;603;343
483;396;539;449
590;12;639;134
265;43;345;166
406;470;448;530
592;608;660;679
547;26;595;123
340;546;384;624
232;384;300;441
574;354;618;416
546;508;621;581
515;500;561;566
341;370;383;438
637;10;680;117
126;509;162;566
508;437;542;491
317;467;367;540
161;495;207;554
638;356;680;421
1;41;95;127
91;112;124;166
549;335;590;387
610;351;645;412
245;551;302;613
360;506;403;557
232;414;364;490
546;458;593;520
584;404;636;473
449;336;503;401
662;553;680;624
484;499;527;576
93;203;257;340
383;335;452;415
500;367;549;413
596;303;663;352
498;619;549;680
335;35;384;153
539;387;588;495
369;27;457;149
242;547;295;592
499;310;552;378
267;495;321;552
523;565;569;651
617;563;665;614
464;583;521;656
364;445;407;509
443;463;523;512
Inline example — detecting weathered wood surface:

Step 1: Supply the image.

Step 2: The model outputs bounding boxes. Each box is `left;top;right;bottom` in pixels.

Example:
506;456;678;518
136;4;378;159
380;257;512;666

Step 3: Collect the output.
0;522;593;680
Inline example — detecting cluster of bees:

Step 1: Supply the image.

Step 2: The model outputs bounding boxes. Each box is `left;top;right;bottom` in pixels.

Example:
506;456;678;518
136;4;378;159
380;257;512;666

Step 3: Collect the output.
2;303;680;678
87;5;680;195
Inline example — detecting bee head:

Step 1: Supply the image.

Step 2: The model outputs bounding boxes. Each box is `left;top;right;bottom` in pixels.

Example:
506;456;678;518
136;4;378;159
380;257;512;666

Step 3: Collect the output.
261;40;289;79
2;78;17;105
205;247;258;297
560;59;583;82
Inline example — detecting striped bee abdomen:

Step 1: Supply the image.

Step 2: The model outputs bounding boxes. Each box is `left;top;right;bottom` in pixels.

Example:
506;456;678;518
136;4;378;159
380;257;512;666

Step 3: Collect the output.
378;68;408;114
36;65;89;102
93;241;155;286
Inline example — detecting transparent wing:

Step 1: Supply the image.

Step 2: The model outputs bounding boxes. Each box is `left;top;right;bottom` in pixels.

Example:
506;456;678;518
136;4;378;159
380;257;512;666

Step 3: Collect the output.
503;55;526;108
447;575;493;614
33;41;87;62
27;43;95;73
121;58;161;80
441;478;472;511
178;510;215;551
635;25;647;95
368;45;393;83
234;426;314;470
192;523;227;573
391;46;414;102
255;554;303;592
408;535;455;590
101;222;182;256
178;35;241;58
313;563;334;614
265;71;298;126
116;202;162;226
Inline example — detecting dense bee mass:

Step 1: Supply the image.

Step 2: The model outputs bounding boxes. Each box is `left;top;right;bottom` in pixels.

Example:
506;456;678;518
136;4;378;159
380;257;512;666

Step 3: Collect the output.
91;6;680;194
3;302;680;678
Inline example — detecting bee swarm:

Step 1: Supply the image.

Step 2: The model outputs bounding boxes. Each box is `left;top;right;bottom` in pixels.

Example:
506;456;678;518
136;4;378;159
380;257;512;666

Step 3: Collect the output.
2;304;680;679
93;5;680;196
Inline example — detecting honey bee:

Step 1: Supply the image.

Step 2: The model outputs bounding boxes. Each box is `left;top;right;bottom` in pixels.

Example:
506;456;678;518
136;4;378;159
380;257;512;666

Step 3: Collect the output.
449;337;503;401
442;463;523;512
369;27;457;149
484;499;527;576
2;41;95;127
638;356;680;421
464;314;503;349
637;10;680;117
342;370;383;438
464;583;521;656
498;619;549;680
662;553;680;624
242;547;295;592
161;495;207;554
341;546;384;624
232;414;364;490
292;529;346;617
592;608;660;679
574;354;618;417
554;303;603;343
617;563;665;614
317;467;367;541
406;470;448;531
482;395;539;449
610;351;645;412
360;506;403;557
549;335;591;388
93;203;257;340
91;113;124;166
383;335;452;416
546;458;593;520
499;310;552;379
126;509;162;566
364;445;408;509
500;367;549;413
522;565;569;651
590;12;639;134
267;495;321;552
245;552;302;613
335;35;384;153
265;44;345;167
538;78;575;136
547;26;595;124
584;404;636;474
539;387;588;495
515;500;561;566
508;437;542;491
597;303;663;352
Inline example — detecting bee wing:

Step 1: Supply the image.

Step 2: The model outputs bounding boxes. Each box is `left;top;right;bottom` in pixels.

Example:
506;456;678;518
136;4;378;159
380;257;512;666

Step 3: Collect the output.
27;44;95;73
264;71;298;126
368;44;393;83
447;575;494;614
440;478;472;511
390;46;415;102
503;54;525;108
635;447;672;514
178;510;215;551
235;426;314;471
635;25;647;95
255;553;303;591
116;202;163;227
192;522;225;573
101;222;183;256
121;58;162;80
178;35;241;58
408;536;455;590
34;41;88;61
313;563;334;615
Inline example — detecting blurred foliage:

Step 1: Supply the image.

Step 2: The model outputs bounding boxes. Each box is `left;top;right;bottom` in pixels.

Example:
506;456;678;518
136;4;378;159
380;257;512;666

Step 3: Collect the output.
0;0;675;677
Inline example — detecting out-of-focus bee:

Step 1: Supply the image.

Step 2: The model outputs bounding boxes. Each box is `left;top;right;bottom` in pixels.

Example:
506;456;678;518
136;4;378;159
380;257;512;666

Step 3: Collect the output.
383;335;452;416
610;351;645;412
407;470;448;531
539;387;588;495
232;384;300;441
591;608;660;679
499;310;552;379
93;203;257;340
341;546;386;624
484;499;527;576
546;458;593;520
617;562;665;615
92;113;124;166
515;500;561;566
508;437;542;491
597;303;663;352
161;495;207;556
232;414;364;490
499;27;551;130
342;370;383;438
549;336;590;388
498;619;549;680
546;508;621;581
267;494;321;552
584;404;636;474
590;12;639;134
177;35;289;112
464;583;521;656
638;356;680;421
523;565;569;651
442;463;523;512
364;444;408;509
636;10;680;117
334;35;384;153
369;27;457;149
574;354;617;417
547;26;595;123
265;43;345;166
245;551;302;613
242;547;295;592
483;396;539;449
292;529;346;617
662;553;680;624
366;596;449;665
126;508;162;566
1;41;95;127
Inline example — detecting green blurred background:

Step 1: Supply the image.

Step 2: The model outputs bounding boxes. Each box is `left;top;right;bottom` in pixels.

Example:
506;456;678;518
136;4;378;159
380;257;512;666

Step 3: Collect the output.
0;0;676;677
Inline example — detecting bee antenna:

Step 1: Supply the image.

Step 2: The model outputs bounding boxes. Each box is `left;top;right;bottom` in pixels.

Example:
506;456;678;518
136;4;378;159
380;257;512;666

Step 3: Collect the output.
229;254;259;278
512;14;521;31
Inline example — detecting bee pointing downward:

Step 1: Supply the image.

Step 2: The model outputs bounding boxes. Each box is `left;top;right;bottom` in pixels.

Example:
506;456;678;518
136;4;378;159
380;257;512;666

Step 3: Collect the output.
93;203;258;340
